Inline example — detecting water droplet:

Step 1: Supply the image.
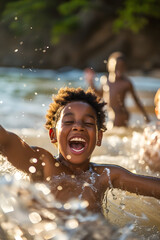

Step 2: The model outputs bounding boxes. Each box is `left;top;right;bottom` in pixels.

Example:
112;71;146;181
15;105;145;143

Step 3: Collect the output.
65;219;79;229
30;158;38;163
55;162;60;167
57;185;63;191
29;166;36;173
29;212;41;224
63;203;71;209
81;200;89;208
14;172;23;180
35;183;51;194
83;182;90;187
44;222;57;231
46;177;51;181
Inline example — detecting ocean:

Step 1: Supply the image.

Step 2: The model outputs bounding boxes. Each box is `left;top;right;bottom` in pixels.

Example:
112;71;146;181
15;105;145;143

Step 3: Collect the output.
0;66;159;129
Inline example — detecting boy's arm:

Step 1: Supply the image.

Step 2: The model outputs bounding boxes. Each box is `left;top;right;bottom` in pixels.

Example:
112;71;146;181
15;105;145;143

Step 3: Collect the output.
110;165;160;199
0;125;54;180
128;81;150;123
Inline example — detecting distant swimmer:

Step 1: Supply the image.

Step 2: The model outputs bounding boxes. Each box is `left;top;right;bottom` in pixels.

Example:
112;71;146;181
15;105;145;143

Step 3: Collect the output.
85;52;150;127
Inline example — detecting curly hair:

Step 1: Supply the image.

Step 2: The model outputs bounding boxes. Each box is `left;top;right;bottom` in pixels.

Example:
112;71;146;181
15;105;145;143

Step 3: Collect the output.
45;87;107;132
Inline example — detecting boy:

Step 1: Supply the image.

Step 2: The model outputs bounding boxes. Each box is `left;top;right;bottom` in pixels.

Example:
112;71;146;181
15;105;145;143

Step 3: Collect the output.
85;52;150;127
0;87;159;213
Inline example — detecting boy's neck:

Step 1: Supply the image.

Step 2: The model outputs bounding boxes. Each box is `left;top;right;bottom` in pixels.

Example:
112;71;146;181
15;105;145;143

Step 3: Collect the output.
57;155;91;174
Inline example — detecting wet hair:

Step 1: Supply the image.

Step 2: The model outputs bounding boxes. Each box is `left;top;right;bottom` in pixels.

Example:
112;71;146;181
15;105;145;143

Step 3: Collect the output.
45;87;107;132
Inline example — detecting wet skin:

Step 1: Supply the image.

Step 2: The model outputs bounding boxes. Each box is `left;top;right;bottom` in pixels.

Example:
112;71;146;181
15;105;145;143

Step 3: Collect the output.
0;102;160;213
48;101;107;212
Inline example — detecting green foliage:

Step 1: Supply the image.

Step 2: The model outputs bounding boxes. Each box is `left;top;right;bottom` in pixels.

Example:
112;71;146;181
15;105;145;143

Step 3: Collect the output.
58;0;89;16
51;0;90;44
51;15;79;44
2;0;48;35
1;0;91;43
1;0;160;43
114;0;160;33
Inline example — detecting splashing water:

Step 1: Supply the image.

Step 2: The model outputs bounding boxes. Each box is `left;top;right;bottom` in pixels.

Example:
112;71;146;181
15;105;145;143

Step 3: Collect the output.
0;126;160;239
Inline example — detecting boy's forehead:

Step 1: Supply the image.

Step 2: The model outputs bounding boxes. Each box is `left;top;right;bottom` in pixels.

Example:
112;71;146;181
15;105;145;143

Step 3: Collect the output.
61;101;96;116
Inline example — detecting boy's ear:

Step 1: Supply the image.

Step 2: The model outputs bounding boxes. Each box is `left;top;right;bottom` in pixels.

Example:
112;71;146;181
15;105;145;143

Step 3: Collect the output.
97;130;103;146
49;128;57;143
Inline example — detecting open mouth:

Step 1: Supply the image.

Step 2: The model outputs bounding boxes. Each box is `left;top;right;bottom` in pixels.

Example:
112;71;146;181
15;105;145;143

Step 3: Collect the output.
69;137;87;154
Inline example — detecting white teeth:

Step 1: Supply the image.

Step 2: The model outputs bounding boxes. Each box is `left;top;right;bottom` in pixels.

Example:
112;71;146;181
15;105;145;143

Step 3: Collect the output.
72;148;85;152
70;137;86;142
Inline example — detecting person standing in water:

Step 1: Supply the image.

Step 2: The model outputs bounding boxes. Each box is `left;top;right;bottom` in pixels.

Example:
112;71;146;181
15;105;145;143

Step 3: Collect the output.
85;52;150;127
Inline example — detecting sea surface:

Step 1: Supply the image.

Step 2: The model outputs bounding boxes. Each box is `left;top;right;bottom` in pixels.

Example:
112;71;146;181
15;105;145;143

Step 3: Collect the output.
0;67;160;239
0;66;159;129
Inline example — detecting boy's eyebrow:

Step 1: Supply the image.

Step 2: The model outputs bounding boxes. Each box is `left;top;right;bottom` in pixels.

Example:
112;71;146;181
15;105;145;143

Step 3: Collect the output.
64;112;96;119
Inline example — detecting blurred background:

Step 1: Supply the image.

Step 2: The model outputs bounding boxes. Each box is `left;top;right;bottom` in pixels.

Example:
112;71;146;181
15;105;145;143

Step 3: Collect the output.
0;0;160;130
0;0;160;72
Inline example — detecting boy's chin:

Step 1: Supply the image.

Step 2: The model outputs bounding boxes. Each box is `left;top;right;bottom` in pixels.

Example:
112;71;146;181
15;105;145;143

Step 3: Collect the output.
65;155;90;165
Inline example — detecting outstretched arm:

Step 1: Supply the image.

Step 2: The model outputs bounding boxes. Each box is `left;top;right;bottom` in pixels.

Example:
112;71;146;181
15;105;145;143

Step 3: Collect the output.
0;125;54;180
110;165;160;199
84;68;103;97
129;82;150;123
97;164;160;199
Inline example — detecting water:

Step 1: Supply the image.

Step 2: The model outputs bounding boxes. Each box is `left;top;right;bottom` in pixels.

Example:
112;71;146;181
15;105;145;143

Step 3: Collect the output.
0;67;160;239
0;66;159;129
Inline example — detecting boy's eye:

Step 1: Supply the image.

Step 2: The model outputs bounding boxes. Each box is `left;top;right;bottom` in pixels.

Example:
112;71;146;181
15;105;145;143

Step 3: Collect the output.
85;122;94;126
64;121;74;124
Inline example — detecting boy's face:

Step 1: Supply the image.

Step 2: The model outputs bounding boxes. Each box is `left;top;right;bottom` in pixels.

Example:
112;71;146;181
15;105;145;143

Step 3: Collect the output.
55;101;102;167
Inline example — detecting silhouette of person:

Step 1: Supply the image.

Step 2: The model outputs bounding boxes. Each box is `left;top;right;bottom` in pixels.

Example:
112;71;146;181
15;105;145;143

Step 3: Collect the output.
85;52;150;127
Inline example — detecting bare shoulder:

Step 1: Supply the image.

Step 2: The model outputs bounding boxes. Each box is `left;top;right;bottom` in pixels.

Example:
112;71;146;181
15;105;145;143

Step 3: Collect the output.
90;162;131;180
91;162;127;174
30;146;57;180
31;146;55;161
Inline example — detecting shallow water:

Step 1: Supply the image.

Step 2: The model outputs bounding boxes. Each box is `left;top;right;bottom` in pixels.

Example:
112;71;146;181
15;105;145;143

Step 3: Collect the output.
0;66;159;129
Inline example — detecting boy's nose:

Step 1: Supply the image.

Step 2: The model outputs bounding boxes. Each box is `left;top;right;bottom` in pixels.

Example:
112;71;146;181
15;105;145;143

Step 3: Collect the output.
72;122;84;131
